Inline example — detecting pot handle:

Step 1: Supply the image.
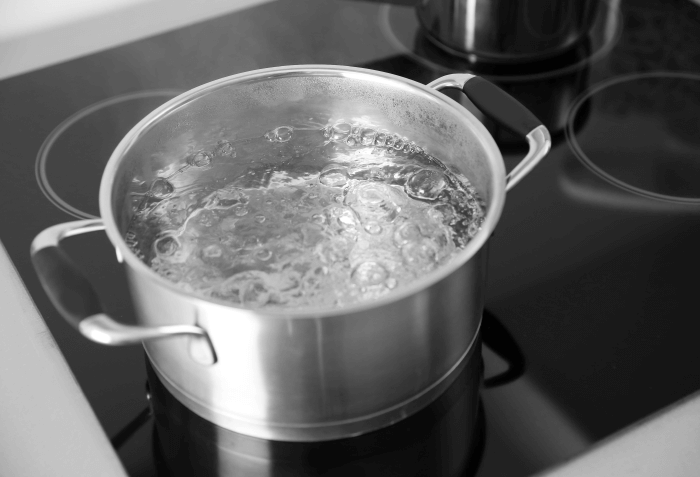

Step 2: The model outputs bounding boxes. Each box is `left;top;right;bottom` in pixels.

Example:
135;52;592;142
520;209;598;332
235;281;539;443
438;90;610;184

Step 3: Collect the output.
427;74;551;191
30;219;216;364
481;309;525;387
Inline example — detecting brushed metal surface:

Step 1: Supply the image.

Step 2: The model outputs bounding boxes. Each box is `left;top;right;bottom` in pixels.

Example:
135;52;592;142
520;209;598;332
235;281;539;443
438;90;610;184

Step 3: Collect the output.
33;65;548;441
135;248;485;440
417;0;600;61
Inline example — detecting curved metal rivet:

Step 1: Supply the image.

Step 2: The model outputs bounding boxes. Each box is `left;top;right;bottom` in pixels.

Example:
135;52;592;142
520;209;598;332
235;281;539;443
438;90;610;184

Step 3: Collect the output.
189;335;217;366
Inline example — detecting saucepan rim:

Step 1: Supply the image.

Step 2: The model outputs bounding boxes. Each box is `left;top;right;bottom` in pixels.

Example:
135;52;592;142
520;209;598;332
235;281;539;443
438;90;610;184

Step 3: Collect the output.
98;64;506;318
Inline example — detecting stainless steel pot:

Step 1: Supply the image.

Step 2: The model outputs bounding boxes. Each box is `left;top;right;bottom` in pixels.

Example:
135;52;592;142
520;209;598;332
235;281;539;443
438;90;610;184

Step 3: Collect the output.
31;65;550;442
417;0;600;62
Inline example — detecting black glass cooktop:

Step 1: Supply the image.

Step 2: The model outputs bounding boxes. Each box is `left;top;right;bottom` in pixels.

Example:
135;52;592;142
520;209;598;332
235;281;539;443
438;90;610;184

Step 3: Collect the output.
2;0;700;475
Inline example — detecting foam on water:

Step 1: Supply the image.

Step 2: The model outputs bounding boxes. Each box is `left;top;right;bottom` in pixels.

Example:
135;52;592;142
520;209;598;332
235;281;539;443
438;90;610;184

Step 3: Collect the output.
125;122;485;309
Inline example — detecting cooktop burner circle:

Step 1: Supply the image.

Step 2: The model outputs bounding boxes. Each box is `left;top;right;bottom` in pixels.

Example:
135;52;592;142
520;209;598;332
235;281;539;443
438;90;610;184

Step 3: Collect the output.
35;90;181;219
379;0;621;82
566;71;700;204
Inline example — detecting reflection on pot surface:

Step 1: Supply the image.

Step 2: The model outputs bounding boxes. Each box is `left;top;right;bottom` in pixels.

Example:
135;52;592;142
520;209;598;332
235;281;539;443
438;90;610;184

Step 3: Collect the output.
149;350;485;477
417;0;600;62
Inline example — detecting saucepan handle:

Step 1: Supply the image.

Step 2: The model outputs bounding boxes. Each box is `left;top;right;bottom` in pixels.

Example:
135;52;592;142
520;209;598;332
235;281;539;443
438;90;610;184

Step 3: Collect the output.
481;309;525;387
428;74;551;191
30;219;216;364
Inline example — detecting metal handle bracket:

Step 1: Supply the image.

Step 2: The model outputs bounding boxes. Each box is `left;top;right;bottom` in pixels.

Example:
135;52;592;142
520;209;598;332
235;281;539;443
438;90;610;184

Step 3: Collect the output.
31;219;217;365
428;73;551;191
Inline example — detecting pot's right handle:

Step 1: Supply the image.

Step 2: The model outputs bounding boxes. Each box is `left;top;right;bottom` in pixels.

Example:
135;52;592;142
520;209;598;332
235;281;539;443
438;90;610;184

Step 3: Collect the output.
481;309;525;388
428;74;551;191
30;220;216;364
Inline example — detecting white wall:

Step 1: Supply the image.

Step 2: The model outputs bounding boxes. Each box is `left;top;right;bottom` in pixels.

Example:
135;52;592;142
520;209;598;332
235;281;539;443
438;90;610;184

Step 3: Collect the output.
0;0;272;80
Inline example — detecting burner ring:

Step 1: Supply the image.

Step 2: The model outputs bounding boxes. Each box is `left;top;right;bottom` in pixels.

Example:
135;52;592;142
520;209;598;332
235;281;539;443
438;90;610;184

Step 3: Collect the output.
566;71;700;205
35;90;181;219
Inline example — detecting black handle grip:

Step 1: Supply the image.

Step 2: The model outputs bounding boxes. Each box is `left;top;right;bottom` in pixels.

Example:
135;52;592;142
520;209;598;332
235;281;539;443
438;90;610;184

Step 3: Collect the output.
482;308;526;388
31;246;103;328
462;76;542;137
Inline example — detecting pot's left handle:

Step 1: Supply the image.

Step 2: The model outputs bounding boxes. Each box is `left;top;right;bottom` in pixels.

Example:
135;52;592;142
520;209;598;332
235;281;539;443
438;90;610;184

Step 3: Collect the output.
30;219;216;364
428;74;551;191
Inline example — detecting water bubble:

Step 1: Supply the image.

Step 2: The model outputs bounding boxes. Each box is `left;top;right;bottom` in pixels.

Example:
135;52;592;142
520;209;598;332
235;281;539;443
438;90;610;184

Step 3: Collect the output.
374;132;388;146
386;277;398;289
265;126;294;142
393;221;423;246
352;262;388;287
357;183;388;206
331;122;352;142
197;210;219;227
428;203;456;225
255;248;273;261
155;235;179;256
151;202;168;217
401;240;438;268
405;169;448;200
150;178;174;199
206;188;249;209
360;128;377;145
158;265;183;282
214;141;235;157
319;165;349;188
347;182;403;222
467;221;481;238
337;210;357;229
311;213;326;225
369;167;387;181
319;236;354;263
234;206;249;217
242;281;271;307
202;244;223;259
364;222;382;234
254;214;266;223
190;151;213;167
346;137;357;147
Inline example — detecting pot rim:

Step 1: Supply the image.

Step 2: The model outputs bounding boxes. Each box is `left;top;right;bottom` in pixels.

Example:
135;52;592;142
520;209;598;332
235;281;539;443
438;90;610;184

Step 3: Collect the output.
99;64;506;318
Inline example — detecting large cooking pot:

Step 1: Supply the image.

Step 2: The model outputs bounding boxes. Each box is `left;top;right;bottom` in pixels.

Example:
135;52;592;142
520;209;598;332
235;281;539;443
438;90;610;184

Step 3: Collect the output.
417;0;600;62
31;65;549;442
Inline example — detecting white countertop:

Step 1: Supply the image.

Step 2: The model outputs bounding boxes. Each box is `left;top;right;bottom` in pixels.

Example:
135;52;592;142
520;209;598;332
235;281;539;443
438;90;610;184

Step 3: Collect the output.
0;241;126;476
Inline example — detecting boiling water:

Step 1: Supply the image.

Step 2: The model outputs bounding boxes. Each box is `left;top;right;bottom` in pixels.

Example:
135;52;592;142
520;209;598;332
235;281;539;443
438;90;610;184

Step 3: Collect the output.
125;123;485;309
